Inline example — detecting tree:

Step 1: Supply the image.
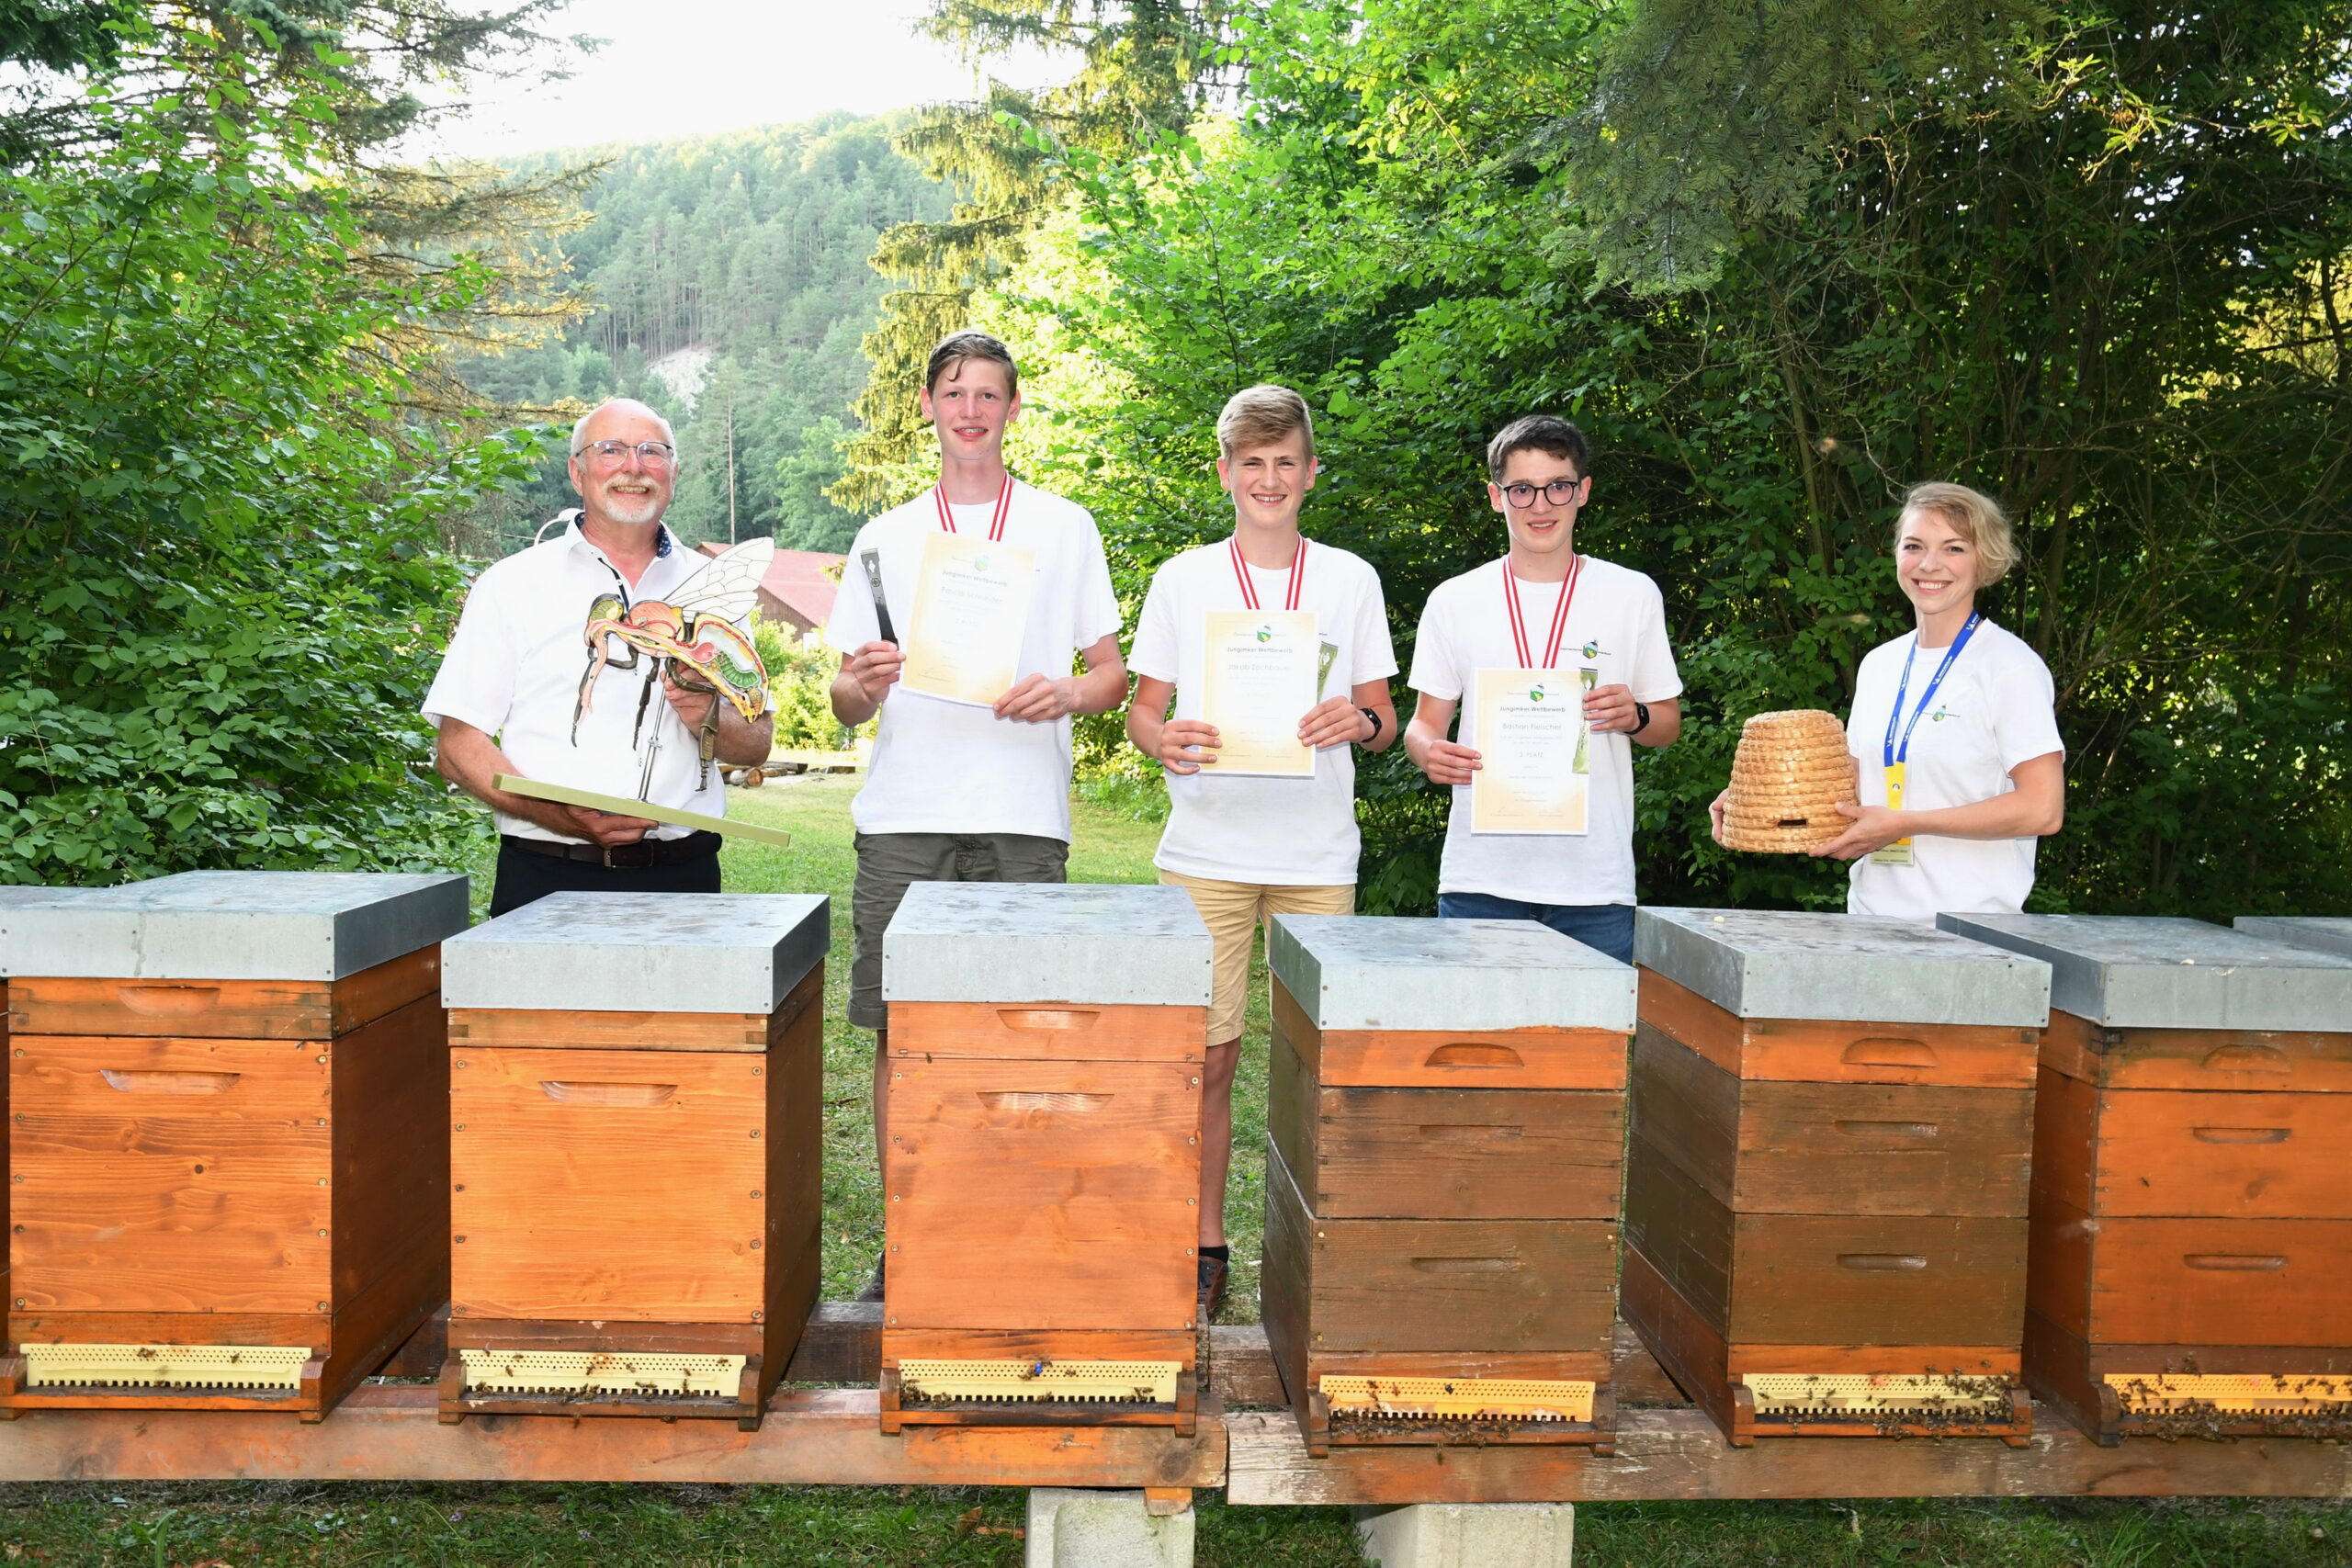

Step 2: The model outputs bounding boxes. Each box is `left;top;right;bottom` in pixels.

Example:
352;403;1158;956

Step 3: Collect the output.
960;0;2352;919
0;60;540;884
831;0;1239;511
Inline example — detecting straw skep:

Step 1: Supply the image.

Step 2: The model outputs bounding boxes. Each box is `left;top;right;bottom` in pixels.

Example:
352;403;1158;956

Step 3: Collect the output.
1720;709;1860;852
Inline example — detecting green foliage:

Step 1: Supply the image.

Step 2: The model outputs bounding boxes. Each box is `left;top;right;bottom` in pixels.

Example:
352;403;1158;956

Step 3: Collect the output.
454;118;954;557
953;0;2352;919
0;86;540;886
834;0;1240;511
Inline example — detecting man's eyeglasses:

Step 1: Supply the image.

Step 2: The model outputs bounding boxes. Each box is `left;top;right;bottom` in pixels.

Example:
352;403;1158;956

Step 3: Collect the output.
574;439;677;468
1500;478;1586;508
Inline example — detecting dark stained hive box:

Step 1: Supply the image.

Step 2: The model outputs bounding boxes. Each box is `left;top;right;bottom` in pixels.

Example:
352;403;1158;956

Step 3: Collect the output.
1943;913;2352;1443
438;891;829;1429
1263;916;1635;1454
880;882;1211;1433
0;872;466;1419
1627;908;2052;1445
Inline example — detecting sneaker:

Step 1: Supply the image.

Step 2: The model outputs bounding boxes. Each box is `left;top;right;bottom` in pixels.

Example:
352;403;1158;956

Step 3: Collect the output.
855;1257;886;1303
1195;1254;1228;1320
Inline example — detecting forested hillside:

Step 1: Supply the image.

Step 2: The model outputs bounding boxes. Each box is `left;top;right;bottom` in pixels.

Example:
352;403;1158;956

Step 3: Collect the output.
458;116;953;556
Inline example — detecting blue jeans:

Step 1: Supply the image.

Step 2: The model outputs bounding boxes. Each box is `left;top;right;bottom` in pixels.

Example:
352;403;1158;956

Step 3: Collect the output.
1435;893;1636;965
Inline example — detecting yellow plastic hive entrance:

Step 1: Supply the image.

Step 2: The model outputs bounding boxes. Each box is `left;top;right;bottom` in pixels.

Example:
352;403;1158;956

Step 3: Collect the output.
896;1359;1180;1404
1741;1373;2009;1419
458;1349;744;1397
2105;1373;2352;1415
22;1344;310;1392
1321;1376;1596;1423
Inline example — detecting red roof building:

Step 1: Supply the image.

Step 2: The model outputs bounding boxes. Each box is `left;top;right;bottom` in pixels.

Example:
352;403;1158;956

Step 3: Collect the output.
696;542;844;637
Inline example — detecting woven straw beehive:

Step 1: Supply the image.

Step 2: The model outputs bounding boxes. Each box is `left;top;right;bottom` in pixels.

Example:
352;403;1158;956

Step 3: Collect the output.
1720;710;1860;852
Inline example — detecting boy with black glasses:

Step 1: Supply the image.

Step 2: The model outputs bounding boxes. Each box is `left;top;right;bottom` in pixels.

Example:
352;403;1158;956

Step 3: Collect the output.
1401;414;1681;962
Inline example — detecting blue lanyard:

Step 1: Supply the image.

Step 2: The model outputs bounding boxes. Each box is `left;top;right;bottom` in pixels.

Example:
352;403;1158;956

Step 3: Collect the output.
1883;612;1982;769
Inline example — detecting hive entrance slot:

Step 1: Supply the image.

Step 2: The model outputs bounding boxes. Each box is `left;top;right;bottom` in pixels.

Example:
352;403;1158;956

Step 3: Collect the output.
1321;1375;1595;1424
894;1359;1179;1405
22;1343;309;1392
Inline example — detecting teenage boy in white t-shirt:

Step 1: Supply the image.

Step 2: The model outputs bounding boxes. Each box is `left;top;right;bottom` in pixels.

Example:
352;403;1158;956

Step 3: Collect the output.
1126;384;1398;1314
1403;414;1682;963
825;330;1127;1301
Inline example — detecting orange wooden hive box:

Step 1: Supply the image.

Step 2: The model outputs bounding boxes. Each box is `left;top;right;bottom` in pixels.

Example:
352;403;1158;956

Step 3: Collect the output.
879;882;1210;1434
438;891;829;1430
1942;913;2352;1444
0;871;466;1421
1624;908;2052;1446
1262;915;1635;1456
0;888;94;1324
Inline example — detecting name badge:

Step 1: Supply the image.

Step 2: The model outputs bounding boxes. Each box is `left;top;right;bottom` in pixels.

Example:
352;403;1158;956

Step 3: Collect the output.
1870;761;1916;866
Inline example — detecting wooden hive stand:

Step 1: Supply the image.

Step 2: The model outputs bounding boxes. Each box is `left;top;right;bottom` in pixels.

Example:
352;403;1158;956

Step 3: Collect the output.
0;872;467;1422
1261;915;1634;1458
1945;913;2352;1446
1623;908;2051;1447
878;883;1210;1436
438;891;829;1432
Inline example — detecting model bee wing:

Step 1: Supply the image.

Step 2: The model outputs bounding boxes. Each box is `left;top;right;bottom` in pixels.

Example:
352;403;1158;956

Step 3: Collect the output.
666;537;775;627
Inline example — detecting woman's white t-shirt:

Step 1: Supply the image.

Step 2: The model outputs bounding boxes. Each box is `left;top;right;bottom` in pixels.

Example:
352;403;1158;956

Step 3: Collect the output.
1844;618;2064;923
1408;556;1682;907
1128;537;1398;886
824;481;1123;842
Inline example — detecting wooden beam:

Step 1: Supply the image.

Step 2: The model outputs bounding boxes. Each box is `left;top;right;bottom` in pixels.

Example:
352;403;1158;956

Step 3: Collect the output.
1223;1408;2352;1505
0;1384;1224;1488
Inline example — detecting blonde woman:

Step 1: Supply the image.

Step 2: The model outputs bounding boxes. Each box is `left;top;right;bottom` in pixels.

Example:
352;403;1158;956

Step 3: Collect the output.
1713;482;2065;919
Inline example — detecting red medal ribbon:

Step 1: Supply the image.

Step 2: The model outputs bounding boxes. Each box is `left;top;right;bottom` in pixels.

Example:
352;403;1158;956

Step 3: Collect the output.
934;479;1013;542
1229;535;1306;611
1501;553;1582;668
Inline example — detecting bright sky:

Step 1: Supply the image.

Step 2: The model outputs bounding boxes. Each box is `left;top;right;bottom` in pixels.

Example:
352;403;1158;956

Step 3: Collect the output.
414;0;1062;160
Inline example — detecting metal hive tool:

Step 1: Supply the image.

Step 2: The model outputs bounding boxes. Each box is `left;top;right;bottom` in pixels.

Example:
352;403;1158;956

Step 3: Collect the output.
22;1344;311;1392
895;1359;1181;1404
1321;1376;1597;1424
458;1349;745;1398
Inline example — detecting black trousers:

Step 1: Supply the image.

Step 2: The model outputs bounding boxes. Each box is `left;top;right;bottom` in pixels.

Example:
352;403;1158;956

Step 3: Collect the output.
488;837;724;917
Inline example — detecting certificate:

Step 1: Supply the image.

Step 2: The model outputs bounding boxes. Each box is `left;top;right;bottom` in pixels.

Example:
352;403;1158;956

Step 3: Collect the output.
1469;668;1589;835
1200;610;1317;778
899;531;1037;707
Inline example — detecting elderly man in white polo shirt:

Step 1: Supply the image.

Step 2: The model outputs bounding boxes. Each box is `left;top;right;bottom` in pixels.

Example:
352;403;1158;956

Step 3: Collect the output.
425;398;775;915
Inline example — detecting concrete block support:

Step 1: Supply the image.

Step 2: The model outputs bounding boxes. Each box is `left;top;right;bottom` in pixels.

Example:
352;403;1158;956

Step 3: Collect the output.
1354;1503;1577;1568
1026;1489;1195;1568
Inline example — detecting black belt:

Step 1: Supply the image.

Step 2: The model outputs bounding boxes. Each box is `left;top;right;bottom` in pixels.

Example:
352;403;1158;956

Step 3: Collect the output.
502;830;722;870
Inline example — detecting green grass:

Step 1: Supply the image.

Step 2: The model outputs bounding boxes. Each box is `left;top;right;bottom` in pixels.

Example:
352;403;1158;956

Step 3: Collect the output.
12;780;2352;1562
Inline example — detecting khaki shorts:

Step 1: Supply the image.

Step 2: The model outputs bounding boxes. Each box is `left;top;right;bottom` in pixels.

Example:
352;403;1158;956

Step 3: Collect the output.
1159;870;1354;1044
851;831;1069;1029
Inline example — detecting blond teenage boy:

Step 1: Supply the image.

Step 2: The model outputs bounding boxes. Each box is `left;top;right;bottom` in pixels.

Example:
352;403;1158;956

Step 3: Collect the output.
825;330;1128;1302
1404;413;1682;963
1126;385;1398;1314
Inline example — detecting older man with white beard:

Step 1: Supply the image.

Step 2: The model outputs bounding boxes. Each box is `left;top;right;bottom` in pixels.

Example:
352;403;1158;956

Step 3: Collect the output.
425;398;775;914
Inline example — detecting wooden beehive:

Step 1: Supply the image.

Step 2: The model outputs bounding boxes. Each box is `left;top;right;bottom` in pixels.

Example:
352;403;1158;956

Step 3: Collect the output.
439;891;829;1430
0;872;466;1420
880;882;1209;1433
1262;916;1635;1455
0;889;89;1324
1942;913;2352;1444
1624;908;2051;1445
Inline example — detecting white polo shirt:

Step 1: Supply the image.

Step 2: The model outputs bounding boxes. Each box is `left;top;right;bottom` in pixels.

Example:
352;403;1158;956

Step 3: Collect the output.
1129;536;1397;886
423;518;727;842
825;480;1123;842
1408;556;1682;907
1844;619;2064;923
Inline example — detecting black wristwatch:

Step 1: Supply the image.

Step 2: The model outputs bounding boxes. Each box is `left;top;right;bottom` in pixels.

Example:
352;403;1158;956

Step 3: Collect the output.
1629;701;1651;736
1358;706;1384;744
